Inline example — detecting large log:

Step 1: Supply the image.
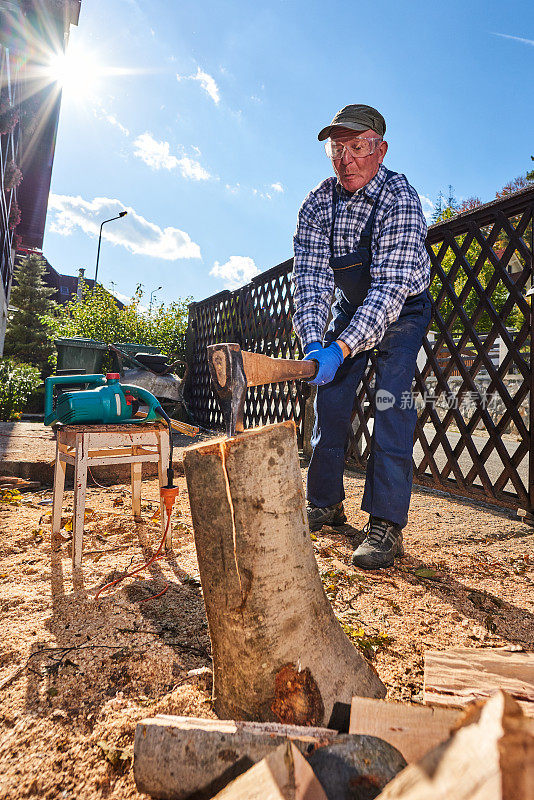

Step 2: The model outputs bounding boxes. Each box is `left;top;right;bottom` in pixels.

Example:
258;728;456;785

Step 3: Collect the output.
133;716;337;799
424;647;534;717
212;741;328;800
133;716;406;800
374;691;534;799
183;421;385;725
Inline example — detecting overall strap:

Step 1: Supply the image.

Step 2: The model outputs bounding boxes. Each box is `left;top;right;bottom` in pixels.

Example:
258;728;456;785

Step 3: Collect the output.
330;169;397;255
329;180;338;254
358;168;396;249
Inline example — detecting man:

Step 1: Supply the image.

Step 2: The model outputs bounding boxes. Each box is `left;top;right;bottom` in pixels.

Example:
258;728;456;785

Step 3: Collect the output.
292;104;431;569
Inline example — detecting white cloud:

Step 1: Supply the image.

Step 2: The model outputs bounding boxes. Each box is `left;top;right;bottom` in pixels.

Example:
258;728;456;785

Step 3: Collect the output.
194;68;220;104
92;101;130;136
110;288;148;312
491;32;534;46
48;194;201;261
133;133;211;180
176;66;220;105
133;133;177;170
271;182;284;193
178;155;211;181
111;289;134;304
210;256;259;289
419;194;434;221
105;113;129;136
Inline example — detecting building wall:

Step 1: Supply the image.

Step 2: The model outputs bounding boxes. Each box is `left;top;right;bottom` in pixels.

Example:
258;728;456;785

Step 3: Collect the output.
0;42;21;356
0;0;81;355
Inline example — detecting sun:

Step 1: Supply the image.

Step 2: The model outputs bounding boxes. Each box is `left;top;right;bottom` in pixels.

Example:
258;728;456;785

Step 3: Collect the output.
45;42;101;99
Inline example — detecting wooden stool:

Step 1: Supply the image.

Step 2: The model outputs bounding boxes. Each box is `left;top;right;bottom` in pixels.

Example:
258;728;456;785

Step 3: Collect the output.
51;422;171;568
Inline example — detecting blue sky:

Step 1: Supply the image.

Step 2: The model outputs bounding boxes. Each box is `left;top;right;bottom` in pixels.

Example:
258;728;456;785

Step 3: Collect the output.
42;0;533;306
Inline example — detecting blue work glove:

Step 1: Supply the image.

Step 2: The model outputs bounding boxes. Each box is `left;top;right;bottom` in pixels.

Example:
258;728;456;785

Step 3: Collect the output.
304;341;344;386
303;340;323;356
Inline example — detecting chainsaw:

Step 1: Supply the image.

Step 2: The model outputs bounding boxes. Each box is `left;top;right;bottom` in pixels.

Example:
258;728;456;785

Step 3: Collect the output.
44;372;164;427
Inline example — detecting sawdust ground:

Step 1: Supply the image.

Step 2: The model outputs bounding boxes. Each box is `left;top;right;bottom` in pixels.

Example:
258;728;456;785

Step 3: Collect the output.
0;470;533;799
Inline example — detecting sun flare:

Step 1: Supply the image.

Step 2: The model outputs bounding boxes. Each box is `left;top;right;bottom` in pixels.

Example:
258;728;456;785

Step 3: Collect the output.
45;43;100;98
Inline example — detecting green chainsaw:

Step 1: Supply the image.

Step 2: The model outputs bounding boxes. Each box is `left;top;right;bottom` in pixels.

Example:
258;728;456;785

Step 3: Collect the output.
44;372;165;427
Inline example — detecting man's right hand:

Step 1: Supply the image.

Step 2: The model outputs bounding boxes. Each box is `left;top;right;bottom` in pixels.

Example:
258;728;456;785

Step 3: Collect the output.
303;341;324;356
304;341;344;386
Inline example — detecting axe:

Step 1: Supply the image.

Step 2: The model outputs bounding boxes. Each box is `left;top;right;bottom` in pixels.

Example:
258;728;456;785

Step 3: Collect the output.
207;343;318;437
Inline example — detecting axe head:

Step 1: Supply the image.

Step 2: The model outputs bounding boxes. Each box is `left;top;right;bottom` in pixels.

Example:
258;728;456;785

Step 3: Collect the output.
207;343;246;438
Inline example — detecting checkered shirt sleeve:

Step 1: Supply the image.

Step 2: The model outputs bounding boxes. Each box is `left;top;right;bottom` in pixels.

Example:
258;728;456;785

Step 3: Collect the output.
292;170;430;355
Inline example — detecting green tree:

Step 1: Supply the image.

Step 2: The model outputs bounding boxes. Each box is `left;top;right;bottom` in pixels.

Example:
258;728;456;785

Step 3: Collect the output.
43;284;191;367
4;254;57;374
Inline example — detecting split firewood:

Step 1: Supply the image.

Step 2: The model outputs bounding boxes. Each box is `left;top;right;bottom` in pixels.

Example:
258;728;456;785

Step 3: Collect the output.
133;716;337;799
182;421;385;726
211;741;327;800
374;691;534;799
349;697;460;763
424;647;534;716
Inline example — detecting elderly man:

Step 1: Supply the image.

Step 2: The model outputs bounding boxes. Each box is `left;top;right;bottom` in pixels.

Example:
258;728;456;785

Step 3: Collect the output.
292;104;431;569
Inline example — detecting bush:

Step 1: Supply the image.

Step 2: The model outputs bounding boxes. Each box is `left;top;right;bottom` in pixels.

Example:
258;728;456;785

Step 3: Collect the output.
43;284;191;369
0;359;42;421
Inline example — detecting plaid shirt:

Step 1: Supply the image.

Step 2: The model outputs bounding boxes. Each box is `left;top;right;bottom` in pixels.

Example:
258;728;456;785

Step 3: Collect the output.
292;163;430;355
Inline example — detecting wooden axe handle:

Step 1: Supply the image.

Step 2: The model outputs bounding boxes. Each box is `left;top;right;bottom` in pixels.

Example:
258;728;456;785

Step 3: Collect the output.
135;412;199;437
241;351;318;387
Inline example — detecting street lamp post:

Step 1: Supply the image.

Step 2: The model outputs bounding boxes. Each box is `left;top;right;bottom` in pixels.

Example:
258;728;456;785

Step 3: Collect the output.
94;211;127;288
149;286;163;315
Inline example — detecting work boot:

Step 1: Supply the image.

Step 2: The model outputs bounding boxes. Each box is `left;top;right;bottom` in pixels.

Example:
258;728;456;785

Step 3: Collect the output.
307;502;347;532
351;516;404;569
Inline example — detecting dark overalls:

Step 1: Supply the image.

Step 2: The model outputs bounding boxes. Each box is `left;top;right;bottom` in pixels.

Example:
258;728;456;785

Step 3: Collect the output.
306;171;431;528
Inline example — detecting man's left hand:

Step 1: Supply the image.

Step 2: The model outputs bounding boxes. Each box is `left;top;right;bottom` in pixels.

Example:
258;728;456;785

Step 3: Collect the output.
305;341;345;385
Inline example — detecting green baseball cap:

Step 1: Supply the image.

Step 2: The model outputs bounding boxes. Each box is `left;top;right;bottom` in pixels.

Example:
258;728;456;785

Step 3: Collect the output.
317;104;386;141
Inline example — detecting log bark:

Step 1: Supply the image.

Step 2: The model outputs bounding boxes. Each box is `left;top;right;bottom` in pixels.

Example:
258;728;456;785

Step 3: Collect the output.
133;715;337;799
212;741;328;800
183;421;385;725
424;647;534;717
374;691;534;799
349;697;460;763
306;734;406;800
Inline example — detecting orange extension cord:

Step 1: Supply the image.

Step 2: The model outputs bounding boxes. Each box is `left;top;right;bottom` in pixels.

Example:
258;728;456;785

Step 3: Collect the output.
95;486;179;603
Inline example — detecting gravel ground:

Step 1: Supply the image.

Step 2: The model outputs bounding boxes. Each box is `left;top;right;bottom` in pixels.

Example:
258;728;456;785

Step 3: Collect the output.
0;470;532;799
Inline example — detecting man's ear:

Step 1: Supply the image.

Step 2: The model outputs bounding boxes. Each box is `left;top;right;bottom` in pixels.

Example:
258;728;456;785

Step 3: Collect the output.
378;140;388;163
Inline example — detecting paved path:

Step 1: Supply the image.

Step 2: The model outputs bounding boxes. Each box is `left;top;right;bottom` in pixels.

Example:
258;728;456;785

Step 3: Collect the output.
413;425;528;493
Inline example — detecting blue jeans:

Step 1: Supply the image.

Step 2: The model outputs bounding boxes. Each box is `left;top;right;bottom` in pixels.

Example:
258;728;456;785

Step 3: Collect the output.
307;291;431;528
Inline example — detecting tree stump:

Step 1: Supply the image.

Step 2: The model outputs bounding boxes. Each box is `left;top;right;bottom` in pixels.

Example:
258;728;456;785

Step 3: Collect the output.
183;421;385;726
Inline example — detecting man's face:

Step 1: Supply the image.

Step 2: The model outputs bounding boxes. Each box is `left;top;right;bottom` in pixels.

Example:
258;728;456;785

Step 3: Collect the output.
329;127;388;193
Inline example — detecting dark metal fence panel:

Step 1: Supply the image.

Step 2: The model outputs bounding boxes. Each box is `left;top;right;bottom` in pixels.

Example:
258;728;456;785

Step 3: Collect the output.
185;186;534;514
